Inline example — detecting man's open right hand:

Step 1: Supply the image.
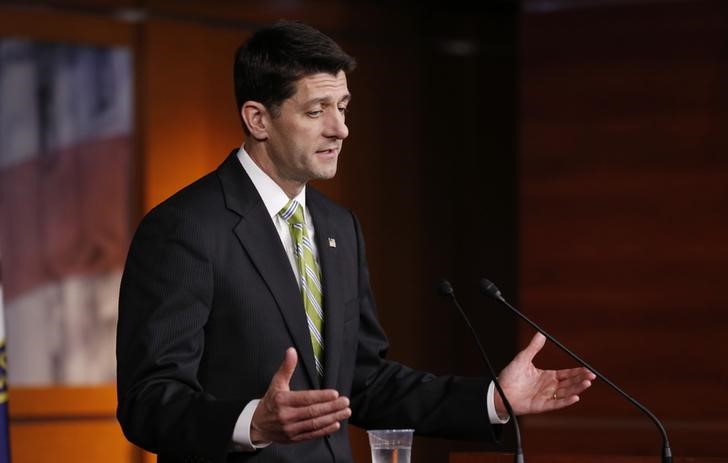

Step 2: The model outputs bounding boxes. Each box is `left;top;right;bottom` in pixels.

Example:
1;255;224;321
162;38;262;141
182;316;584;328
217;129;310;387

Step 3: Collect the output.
250;348;352;444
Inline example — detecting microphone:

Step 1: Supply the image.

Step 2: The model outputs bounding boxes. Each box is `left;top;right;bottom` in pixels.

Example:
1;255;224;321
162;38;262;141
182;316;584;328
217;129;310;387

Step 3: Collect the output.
437;279;525;463
479;278;672;463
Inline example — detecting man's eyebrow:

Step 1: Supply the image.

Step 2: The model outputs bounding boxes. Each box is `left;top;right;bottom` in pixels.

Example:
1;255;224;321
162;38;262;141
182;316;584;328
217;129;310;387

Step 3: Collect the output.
303;93;352;106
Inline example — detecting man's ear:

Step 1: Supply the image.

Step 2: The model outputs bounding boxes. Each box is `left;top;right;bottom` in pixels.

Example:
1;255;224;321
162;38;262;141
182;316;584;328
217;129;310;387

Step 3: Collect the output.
241;101;269;140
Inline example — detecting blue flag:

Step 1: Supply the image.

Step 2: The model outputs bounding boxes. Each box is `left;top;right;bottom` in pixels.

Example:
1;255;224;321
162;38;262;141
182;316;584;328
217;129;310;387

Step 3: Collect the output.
0;262;10;463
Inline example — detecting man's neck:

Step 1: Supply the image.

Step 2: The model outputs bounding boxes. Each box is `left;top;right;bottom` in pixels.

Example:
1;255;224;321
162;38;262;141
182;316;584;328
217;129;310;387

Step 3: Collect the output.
245;144;305;199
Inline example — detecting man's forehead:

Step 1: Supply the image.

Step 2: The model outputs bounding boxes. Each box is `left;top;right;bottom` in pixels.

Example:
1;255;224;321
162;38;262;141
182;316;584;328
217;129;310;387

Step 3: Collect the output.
293;71;350;102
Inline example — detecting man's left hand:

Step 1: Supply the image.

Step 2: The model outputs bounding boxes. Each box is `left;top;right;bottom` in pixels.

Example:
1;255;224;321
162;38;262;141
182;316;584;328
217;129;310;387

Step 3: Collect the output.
495;333;596;417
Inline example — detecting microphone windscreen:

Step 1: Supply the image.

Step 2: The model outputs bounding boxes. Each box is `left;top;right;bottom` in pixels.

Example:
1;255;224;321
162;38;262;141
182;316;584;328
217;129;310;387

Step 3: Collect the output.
437;279;454;297
479;278;503;300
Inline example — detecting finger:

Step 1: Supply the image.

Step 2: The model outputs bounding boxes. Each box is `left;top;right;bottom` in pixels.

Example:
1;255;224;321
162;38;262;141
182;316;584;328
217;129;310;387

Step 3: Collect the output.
279;396;350;423
554;371;593;388
555;367;596;381
276;389;341;407
519;332;546;363
290;421;343;443
270;347;298;391
284;406;352;439
556;378;593;397
546;395;581;411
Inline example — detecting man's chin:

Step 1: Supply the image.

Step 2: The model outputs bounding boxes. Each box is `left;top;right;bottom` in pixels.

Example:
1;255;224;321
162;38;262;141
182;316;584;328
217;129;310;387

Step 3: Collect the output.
313;169;338;181
311;162;338;180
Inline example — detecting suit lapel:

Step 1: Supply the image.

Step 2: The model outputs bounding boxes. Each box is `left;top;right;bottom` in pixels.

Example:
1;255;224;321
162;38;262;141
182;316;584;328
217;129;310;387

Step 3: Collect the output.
308;191;345;390
217;152;320;388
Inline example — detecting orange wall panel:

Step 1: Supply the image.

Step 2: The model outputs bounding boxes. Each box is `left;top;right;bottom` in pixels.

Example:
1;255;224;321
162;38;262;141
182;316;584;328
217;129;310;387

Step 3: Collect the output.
11;420;135;463
141;19;249;211
9;386;146;463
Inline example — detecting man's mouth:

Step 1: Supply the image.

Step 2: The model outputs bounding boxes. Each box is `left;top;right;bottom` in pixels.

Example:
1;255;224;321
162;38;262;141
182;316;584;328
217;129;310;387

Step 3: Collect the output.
316;147;339;156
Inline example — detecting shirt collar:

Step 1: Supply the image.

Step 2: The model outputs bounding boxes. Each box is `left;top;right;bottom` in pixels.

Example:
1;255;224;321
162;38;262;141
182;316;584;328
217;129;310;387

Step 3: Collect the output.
236;144;307;219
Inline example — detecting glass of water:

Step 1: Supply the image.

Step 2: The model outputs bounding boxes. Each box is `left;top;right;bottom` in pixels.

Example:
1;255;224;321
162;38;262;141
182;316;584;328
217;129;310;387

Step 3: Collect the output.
367;429;414;463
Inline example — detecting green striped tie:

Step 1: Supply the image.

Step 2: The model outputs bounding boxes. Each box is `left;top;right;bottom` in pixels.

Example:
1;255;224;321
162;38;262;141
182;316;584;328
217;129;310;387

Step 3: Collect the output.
279;200;324;377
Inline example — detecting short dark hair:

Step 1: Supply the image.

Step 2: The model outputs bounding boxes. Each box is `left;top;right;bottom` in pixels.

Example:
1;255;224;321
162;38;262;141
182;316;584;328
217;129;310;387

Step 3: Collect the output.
234;20;356;130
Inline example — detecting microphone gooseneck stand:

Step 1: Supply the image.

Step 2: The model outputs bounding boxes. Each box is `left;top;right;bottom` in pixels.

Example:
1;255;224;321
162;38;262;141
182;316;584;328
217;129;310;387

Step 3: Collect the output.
438;279;525;463
479;278;672;463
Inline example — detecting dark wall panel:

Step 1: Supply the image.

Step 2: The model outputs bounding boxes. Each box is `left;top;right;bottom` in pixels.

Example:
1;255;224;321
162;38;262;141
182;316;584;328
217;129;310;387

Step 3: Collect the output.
519;0;728;457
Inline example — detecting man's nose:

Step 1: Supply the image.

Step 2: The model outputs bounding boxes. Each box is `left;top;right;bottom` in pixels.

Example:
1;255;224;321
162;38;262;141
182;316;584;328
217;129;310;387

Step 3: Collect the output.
325;110;349;140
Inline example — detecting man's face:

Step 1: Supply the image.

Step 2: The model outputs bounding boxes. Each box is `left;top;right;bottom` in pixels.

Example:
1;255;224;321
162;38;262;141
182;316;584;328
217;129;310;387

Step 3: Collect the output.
264;71;350;190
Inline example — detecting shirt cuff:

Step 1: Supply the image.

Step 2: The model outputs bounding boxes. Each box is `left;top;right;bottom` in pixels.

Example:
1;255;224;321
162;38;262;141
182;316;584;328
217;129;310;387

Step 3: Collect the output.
231;399;272;451
487;381;510;424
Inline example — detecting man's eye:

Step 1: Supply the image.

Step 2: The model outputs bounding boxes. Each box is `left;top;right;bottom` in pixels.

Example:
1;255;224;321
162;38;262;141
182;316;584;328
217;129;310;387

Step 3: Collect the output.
307;110;323;117
338;107;348;115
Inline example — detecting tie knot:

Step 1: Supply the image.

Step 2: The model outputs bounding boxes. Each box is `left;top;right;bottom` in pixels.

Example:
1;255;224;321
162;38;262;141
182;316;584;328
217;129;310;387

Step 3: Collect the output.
279;199;305;225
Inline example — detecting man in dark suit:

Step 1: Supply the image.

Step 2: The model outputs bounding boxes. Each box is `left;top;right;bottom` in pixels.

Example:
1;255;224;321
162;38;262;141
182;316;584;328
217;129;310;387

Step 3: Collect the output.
116;20;595;463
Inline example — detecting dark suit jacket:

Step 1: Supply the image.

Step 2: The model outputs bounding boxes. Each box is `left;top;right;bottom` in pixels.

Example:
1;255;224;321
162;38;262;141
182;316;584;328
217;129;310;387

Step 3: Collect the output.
116;151;495;462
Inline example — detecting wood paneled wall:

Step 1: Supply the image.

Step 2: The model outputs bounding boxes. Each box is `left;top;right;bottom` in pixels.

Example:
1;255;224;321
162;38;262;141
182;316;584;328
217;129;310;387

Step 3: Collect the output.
518;0;728;458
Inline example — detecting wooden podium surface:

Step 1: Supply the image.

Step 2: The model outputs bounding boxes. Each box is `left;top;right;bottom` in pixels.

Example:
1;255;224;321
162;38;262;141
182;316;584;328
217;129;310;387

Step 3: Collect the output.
450;454;728;463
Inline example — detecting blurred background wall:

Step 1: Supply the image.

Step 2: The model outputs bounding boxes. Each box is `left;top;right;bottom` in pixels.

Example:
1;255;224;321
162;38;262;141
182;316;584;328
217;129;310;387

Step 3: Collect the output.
0;0;726;462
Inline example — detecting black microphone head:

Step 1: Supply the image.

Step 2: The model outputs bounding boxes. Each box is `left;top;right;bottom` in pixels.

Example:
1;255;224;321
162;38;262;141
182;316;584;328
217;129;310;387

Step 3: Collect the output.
479;278;504;301
437;279;455;298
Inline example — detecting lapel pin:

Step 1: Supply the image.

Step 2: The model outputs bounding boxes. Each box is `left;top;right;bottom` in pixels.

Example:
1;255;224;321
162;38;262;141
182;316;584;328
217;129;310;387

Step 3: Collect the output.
328;238;336;248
